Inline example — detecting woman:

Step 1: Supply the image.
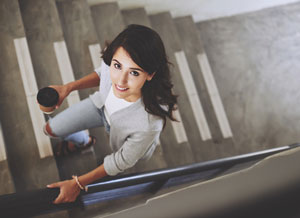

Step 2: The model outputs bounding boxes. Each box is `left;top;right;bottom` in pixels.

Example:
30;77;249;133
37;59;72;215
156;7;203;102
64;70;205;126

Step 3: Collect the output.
44;24;177;203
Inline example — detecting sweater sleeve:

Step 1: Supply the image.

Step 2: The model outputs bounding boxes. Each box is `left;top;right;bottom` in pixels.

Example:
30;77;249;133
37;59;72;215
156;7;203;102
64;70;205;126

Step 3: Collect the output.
94;66;101;78
103;131;160;176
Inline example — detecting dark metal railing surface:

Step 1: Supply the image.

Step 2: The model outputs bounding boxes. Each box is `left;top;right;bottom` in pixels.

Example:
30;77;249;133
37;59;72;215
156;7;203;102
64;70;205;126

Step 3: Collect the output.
87;143;299;193
1;143;299;218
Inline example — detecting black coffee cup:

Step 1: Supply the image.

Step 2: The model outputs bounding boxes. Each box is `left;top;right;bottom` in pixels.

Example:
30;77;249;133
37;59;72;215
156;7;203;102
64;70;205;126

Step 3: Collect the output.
37;87;59;114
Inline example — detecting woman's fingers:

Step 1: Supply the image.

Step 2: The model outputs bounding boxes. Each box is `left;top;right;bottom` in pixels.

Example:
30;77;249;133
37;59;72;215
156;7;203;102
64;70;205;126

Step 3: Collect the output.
47;182;63;204
48;85;69;108
53;193;65;204
47;182;60;188
48;182;67;204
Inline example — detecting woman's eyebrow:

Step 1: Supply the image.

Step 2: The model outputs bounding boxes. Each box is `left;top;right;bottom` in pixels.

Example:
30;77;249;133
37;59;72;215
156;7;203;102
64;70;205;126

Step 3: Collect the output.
112;59;121;65
112;58;144;72
129;67;144;72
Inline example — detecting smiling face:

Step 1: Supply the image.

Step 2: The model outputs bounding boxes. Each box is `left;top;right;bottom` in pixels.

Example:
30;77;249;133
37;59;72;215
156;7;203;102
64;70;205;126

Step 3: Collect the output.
110;47;155;102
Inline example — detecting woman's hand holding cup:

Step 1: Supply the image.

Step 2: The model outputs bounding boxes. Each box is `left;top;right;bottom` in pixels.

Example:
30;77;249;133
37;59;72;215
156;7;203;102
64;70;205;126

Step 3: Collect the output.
48;84;71;109
37;84;71;114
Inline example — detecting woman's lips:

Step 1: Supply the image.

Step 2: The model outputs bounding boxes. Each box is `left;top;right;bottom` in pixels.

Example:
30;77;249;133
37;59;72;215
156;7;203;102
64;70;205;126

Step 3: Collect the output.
115;84;129;92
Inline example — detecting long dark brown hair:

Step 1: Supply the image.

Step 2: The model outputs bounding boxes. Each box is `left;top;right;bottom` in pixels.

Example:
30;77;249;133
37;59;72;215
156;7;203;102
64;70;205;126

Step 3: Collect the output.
102;24;177;128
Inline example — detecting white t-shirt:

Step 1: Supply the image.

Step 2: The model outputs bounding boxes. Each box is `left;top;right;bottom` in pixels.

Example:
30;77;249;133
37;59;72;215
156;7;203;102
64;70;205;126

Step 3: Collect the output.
104;87;134;125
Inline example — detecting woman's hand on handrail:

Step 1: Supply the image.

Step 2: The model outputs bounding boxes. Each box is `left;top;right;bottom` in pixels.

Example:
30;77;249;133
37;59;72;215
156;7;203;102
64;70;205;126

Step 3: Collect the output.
47;179;80;204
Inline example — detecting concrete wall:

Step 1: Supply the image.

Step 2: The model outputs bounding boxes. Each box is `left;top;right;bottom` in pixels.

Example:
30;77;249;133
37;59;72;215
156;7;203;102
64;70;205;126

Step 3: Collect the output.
87;0;300;22
197;2;300;154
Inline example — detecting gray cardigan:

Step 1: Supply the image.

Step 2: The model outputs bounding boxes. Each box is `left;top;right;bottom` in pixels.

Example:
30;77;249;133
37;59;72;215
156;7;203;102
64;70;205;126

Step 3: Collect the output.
90;61;163;176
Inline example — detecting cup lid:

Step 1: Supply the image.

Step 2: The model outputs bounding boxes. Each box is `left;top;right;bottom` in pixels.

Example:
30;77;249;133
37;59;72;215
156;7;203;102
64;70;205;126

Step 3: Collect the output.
37;87;59;107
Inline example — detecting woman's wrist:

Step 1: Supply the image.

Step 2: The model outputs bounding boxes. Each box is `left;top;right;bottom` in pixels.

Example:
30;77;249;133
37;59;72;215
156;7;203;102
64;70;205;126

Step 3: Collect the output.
65;82;75;94
77;165;107;189
72;175;88;192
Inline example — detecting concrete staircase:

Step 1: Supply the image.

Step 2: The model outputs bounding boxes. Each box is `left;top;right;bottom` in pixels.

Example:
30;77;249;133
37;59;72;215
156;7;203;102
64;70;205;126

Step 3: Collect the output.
0;0;236;217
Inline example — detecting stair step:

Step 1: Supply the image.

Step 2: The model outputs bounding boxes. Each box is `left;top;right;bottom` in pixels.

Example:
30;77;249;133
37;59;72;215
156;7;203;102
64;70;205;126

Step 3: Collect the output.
19;0;99;183
56;0;99;99
149;12;204;164
174;16;237;160
121;7;151;27
0;2;68;217
0;111;14;194
90;2;125;48
56;0;110;166
0;0;59;190
0;160;14;195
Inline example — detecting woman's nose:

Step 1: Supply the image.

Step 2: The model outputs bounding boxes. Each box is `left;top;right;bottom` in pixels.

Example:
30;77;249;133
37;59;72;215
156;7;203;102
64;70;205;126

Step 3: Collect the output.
118;71;128;85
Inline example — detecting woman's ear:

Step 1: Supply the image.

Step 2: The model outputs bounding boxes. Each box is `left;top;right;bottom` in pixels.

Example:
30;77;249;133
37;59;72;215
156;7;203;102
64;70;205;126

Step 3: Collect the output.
147;72;156;81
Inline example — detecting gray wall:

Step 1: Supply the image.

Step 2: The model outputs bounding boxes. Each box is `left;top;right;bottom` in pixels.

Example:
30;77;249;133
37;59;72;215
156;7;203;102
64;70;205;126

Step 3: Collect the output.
88;0;300;22
197;2;300;154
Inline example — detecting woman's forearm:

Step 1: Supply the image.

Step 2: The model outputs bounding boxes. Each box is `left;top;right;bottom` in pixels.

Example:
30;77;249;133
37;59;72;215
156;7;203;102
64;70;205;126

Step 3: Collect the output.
78;164;108;188
67;71;100;93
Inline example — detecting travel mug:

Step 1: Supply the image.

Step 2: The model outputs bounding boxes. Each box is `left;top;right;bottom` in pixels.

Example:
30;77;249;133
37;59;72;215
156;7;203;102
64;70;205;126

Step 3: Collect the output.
37;87;59;114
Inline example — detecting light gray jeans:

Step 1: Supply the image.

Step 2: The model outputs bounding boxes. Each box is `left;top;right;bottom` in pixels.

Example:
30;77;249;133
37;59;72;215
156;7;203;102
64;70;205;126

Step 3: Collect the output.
48;97;110;147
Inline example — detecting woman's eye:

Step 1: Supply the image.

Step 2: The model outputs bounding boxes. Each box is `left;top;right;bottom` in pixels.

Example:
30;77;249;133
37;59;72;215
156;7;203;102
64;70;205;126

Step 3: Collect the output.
114;63;121;69
130;71;139;76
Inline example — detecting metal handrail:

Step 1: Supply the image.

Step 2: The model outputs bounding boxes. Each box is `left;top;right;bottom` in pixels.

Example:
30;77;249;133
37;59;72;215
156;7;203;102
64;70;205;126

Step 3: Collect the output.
1;143;299;217
86;143;300;192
